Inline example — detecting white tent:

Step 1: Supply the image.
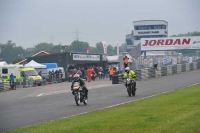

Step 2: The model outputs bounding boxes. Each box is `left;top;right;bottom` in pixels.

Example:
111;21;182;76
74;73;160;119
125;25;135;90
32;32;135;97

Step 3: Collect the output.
25;60;47;68
0;61;8;66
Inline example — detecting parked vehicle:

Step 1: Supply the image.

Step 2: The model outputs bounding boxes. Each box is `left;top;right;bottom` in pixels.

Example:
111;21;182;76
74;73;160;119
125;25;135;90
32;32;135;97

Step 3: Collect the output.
72;82;88;106
0;65;43;86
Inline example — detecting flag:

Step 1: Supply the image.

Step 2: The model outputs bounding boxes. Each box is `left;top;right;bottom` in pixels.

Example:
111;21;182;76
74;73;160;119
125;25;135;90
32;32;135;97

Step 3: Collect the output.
116;41;119;55
86;48;90;53
102;41;107;54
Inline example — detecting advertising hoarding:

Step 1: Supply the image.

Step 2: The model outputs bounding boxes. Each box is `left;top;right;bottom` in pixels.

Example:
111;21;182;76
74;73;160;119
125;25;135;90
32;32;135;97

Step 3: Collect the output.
141;36;200;51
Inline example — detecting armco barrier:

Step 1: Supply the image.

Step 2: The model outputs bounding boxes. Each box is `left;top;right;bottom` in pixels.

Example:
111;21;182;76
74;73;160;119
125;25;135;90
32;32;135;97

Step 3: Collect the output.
177;64;182;73
197;62;200;69
167;65;172;75
189;63;194;71
148;68;156;78
181;64;186;72
193;62;197;70
135;70;141;81
186;63;190;72
161;66;167;76
138;62;200;81
114;62;200;84
141;68;149;80
172;65;177;74
0;81;11;92
156;67;161;77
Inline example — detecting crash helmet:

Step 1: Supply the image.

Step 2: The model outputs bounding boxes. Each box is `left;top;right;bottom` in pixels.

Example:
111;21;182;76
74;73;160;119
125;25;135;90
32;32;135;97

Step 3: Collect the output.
73;74;80;81
125;67;130;72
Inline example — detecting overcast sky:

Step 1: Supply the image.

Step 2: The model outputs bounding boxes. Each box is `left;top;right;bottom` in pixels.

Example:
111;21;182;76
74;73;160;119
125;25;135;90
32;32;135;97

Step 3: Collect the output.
0;0;200;48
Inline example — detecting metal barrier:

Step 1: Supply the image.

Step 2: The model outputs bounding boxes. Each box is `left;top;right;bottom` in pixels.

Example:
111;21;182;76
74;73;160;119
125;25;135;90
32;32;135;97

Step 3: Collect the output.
115;61;200;84
0;81;14;92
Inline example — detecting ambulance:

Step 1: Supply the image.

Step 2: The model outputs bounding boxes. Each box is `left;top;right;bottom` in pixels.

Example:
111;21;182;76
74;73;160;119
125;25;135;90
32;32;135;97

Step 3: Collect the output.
0;65;43;86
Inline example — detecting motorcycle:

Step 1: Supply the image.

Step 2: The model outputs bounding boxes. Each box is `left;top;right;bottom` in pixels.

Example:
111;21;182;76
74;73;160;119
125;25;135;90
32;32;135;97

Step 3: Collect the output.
125;78;136;97
91;73;96;81
72;82;88;106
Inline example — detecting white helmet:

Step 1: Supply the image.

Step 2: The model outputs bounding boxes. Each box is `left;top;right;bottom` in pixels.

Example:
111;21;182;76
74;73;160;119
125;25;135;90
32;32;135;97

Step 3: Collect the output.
125;67;130;71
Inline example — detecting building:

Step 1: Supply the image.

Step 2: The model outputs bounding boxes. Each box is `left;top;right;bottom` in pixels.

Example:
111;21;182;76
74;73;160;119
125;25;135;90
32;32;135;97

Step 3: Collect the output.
126;20;168;52
12;50;57;65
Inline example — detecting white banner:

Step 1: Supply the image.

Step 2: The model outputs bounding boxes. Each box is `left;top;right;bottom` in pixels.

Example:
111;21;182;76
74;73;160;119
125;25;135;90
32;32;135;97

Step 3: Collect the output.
116;41;119;55
172;58;177;65
102;41;107;54
141;36;200;51
73;54;100;61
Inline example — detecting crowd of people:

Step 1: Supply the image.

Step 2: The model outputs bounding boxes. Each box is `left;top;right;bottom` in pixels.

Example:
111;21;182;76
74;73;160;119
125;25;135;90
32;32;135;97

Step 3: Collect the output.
48;69;63;83
67;64;121;82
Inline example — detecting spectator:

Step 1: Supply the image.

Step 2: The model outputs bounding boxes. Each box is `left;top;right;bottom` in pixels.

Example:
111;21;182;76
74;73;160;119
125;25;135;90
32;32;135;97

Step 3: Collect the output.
104;65;109;78
51;70;55;82
48;71;52;82
10;73;15;88
153;56;158;71
23;72;27;88
123;55;129;69
108;68;114;81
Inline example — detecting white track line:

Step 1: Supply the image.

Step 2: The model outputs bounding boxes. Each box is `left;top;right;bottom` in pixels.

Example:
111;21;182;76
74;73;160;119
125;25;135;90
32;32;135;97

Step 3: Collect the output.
37;84;120;97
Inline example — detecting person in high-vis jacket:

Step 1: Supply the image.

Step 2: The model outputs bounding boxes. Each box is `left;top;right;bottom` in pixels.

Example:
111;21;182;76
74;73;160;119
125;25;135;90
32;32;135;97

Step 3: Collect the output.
123;67;137;89
123;55;129;69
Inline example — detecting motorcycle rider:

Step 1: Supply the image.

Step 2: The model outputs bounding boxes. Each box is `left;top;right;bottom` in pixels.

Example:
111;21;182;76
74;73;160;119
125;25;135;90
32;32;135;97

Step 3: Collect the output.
123;67;137;89
71;74;88;99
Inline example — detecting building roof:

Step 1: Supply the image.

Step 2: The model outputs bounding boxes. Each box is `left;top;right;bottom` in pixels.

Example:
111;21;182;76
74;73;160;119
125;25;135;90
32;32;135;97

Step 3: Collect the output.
133;20;168;23
12;58;26;64
31;50;57;57
0;61;7;66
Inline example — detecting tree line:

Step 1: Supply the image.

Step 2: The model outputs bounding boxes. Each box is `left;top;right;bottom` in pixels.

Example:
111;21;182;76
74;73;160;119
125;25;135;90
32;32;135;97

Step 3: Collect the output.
0;31;199;63
0;40;126;63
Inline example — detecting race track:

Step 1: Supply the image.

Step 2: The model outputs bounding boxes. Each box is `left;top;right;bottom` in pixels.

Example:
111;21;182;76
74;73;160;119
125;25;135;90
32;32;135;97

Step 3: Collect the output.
0;70;200;132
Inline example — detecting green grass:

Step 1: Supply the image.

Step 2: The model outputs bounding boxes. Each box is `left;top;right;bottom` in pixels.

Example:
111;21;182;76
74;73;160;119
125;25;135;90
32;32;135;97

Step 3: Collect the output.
7;84;200;133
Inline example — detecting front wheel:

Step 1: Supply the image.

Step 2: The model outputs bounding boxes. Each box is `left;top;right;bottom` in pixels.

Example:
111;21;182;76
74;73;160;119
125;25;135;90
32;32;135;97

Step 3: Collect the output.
132;87;136;96
83;98;88;105
75;93;80;106
127;86;131;97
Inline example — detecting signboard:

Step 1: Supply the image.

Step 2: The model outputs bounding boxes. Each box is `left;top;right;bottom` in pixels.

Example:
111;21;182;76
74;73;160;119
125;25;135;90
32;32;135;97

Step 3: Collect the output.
73;54;100;61
172;57;177;65
141;36;200;51
187;57;193;63
163;58;167;65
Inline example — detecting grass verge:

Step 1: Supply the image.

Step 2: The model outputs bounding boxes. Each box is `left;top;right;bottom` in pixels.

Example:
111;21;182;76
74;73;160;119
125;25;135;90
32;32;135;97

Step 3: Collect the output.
7;84;200;133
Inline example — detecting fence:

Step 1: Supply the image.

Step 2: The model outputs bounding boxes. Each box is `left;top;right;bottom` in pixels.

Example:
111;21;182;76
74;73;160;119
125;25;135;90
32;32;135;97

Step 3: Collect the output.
132;53;200;70
135;62;200;81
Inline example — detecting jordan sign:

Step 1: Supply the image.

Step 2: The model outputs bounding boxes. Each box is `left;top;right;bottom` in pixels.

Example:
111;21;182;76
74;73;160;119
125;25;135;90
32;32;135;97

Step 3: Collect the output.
141;36;200;51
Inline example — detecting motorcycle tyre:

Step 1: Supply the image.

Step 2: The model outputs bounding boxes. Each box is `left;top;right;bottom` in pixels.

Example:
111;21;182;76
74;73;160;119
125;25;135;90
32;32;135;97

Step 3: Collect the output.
75;94;80;106
83;98;88;105
127;87;131;97
132;87;136;96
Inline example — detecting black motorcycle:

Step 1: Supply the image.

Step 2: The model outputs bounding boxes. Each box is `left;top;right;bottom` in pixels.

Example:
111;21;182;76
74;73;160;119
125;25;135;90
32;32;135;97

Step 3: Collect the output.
91;73;96;81
72;82;88;106
125;78;136;97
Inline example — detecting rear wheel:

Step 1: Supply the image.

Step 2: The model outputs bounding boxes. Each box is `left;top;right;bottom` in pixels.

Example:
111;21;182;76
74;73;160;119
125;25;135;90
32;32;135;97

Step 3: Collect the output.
132;87;136;96
127;87;131;97
75;94;80;106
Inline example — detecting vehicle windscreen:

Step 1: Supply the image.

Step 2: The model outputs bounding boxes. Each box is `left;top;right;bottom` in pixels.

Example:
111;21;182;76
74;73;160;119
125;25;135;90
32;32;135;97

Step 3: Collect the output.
25;70;38;76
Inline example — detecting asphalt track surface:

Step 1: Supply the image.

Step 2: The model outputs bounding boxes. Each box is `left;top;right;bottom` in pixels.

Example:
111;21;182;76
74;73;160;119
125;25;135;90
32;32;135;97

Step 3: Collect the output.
0;70;200;132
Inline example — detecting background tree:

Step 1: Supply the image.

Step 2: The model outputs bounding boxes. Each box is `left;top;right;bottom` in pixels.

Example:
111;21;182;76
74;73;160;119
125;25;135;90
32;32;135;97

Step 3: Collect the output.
0;40;25;63
119;43;126;53
67;40;89;52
